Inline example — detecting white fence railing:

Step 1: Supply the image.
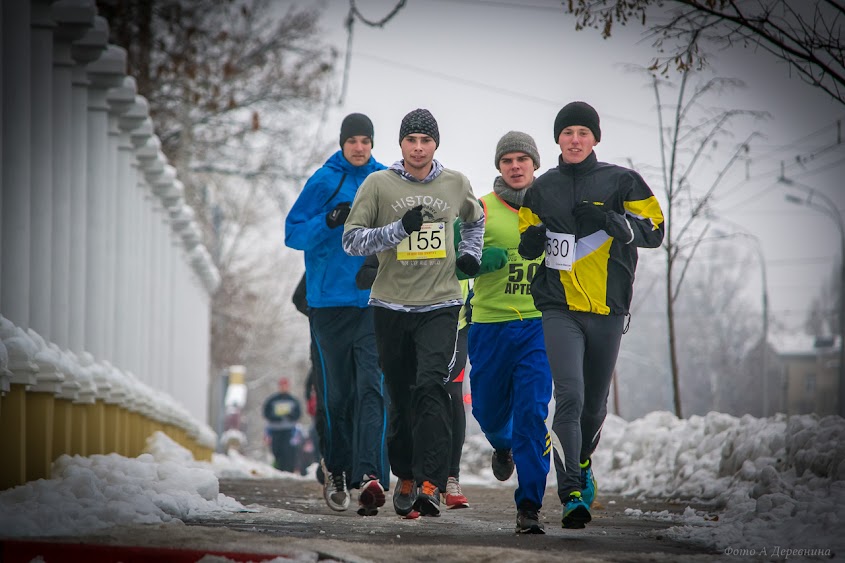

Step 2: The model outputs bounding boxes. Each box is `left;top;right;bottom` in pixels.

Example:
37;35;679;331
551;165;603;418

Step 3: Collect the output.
0;0;220;489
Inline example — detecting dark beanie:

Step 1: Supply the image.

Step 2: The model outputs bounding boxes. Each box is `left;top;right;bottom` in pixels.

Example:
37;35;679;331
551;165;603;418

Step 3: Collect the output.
553;101;601;142
399;108;439;147
339;113;374;148
495;131;540;170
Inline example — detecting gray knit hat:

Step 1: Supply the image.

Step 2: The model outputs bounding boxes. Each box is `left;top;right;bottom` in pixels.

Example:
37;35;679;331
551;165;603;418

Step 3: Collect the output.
495;131;540;170
399;108;439;147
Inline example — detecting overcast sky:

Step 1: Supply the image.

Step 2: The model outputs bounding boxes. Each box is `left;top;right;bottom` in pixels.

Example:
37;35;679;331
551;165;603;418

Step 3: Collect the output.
303;0;844;332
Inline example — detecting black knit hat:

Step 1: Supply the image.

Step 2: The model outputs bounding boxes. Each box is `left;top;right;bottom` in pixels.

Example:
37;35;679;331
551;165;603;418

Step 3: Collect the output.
553;101;601;142
495;131;540;170
339;113;374;148
399;108;439;147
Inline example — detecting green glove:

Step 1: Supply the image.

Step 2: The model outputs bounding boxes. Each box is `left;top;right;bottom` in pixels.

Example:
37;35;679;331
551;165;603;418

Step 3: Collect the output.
480;247;508;274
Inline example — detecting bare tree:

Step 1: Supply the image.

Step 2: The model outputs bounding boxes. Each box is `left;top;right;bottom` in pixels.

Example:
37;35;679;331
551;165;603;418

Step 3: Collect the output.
645;69;767;417
674;245;759;416
806;256;843;337
97;1;339;428
560;1;845;106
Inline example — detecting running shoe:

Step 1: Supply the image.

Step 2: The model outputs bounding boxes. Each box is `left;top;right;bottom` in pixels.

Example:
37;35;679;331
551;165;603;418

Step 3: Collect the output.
393;477;417;516
321;459;349;511
580;458;597;508
516;508;545;534
561;491;591;529
413;480;441;517
492;448;514;481
443;476;469;509
357;474;385;516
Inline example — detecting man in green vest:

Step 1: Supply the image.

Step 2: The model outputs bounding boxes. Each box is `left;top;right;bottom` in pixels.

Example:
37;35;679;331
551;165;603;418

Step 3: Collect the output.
467;131;553;534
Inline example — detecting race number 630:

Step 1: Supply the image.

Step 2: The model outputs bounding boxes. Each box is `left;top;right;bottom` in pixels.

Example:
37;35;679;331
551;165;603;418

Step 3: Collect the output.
544;230;576;271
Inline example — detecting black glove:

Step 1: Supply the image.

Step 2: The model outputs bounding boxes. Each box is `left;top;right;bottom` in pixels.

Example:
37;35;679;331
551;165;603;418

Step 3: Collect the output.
355;255;379;290
326;201;351;228
518;224;546;259
455;253;481;277
401;204;424;234
573;202;607;235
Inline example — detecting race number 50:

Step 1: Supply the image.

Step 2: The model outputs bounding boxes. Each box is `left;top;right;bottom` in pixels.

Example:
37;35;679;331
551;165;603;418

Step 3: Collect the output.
544;230;576;271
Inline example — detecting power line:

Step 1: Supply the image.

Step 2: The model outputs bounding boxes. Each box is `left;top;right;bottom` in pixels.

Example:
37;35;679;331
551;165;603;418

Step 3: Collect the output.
425;0;563;12
350;51;656;130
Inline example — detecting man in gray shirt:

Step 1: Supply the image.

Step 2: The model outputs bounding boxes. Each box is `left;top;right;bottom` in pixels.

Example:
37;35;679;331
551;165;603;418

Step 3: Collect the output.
343;108;484;518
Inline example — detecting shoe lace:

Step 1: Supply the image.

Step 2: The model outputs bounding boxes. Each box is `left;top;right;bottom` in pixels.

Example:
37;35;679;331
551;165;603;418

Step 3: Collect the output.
420;481;438;497
331;472;346;493
447;477;462;495
398;479;414;496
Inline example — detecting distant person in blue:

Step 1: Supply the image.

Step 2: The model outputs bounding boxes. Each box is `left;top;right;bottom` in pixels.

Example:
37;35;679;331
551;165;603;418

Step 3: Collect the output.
284;113;390;516
262;377;302;472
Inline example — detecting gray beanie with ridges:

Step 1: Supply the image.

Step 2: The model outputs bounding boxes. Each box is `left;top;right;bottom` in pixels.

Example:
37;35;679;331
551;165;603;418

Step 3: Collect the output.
495;131;540;170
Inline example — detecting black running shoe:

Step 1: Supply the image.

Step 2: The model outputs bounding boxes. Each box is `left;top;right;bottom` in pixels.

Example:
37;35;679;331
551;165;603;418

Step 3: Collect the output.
412;481;441;517
393;477;417;516
516;508;545;534
492;448;514;481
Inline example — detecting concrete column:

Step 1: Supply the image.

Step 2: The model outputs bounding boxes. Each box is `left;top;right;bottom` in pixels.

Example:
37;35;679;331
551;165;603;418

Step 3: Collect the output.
68;16;107;354
140;150;166;386
0;317;39;490
50;0;95;350
84;44;125;361
29;0;57;340
154;170;180;394
1;0;33;330
127;110;152;377
0;0;4;293
151;165;176;391
105;76;134;365
135;141;164;384
135;136;164;385
68;349;96;456
25;329;64;481
52;346;80;461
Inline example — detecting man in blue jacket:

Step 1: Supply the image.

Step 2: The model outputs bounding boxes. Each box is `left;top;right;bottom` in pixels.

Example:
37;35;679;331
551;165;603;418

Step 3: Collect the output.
285;113;390;516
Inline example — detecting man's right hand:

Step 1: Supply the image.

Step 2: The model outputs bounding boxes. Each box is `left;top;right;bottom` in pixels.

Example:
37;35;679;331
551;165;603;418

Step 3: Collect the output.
326;201;351;228
518;224;546;259
401;205;424;234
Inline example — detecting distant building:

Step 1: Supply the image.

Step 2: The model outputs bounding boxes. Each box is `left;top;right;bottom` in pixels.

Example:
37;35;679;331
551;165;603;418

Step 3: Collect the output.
769;333;840;416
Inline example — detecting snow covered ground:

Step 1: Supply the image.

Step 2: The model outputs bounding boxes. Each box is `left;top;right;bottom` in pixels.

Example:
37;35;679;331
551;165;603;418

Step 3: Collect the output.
1;411;842;560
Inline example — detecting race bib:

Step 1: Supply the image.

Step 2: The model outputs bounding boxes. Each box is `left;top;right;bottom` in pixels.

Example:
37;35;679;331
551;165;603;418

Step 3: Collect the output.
544;230;576;271
397;222;447;260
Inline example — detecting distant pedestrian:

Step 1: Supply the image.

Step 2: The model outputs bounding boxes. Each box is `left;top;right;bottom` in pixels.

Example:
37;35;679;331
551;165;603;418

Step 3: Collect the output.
518;101;664;528
466;131;553;534
262;377;302;472
285;112;390;516
342;108;485;518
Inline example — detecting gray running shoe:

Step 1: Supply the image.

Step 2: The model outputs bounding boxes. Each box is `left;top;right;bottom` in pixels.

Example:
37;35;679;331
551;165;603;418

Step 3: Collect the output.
492;448;514;481
392;477;417;516
321;459;349;511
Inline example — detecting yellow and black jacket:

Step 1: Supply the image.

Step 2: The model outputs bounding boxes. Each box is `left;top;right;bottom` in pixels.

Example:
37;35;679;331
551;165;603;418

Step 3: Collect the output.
517;152;664;316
